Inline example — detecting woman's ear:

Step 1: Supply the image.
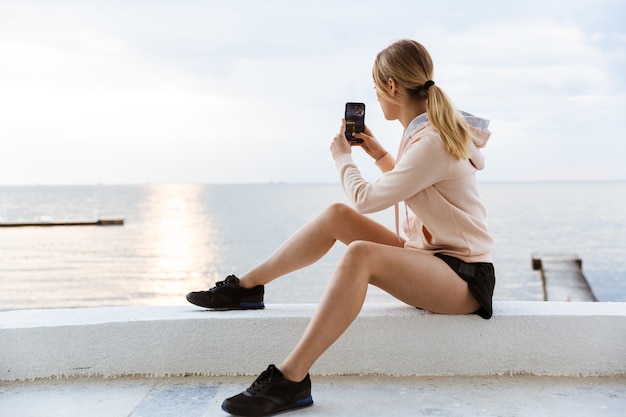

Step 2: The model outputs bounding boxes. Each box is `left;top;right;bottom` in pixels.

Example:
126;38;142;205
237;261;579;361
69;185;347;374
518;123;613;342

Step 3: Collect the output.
388;78;397;96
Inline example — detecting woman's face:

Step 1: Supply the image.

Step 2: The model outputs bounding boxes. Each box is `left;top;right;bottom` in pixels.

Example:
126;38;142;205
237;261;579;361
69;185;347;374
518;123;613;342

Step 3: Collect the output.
376;87;399;121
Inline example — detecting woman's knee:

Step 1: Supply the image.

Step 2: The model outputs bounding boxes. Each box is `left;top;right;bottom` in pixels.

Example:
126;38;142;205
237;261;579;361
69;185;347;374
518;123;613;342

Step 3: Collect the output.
318;202;358;229
322;202;355;220
342;240;377;266
332;241;376;286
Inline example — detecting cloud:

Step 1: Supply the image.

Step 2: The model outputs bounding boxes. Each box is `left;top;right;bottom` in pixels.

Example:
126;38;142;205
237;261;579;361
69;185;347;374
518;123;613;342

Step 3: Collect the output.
418;16;626;181
0;1;625;184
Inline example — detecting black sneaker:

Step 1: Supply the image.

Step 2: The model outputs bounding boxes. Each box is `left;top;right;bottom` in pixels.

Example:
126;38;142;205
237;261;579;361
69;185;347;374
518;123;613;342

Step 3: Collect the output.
222;365;313;417
185;275;264;310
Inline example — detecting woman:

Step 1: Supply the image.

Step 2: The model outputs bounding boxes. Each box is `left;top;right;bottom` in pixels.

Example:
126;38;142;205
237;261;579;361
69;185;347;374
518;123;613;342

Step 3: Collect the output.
187;39;496;417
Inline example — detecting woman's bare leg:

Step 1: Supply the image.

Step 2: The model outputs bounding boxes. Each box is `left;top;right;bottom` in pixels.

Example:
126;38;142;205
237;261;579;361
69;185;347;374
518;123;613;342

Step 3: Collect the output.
278;240;480;382
238;203;403;288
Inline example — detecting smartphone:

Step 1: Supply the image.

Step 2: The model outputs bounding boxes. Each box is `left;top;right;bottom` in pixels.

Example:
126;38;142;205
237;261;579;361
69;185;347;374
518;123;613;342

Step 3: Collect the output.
344;102;365;143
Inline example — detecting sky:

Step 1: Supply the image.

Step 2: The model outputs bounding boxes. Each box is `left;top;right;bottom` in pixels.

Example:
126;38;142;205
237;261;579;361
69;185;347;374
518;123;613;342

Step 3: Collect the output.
1;0;625;185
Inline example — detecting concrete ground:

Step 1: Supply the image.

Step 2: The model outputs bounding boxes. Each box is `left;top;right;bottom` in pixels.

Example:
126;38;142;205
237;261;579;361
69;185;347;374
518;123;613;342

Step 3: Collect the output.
1;374;624;417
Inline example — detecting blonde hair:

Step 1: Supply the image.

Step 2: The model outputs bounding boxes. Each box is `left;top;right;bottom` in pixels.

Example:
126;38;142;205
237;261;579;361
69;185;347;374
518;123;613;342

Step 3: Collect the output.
372;39;471;159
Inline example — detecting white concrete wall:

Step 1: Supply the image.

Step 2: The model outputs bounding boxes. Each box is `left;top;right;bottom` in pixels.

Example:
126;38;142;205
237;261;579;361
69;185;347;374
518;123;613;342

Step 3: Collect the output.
1;301;624;381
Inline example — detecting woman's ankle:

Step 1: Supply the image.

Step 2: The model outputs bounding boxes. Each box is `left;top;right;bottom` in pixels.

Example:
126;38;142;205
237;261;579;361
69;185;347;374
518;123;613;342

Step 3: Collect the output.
277;365;308;383
238;274;264;289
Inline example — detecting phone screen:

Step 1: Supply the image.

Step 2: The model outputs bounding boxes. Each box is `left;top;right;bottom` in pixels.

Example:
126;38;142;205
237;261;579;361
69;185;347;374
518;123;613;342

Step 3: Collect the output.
345;102;365;143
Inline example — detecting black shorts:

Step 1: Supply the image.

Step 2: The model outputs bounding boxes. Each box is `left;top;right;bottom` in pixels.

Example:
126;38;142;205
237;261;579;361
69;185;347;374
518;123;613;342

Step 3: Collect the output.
434;253;496;320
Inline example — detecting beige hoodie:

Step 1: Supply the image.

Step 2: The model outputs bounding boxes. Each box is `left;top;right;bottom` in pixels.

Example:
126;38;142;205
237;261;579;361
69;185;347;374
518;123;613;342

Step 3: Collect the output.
335;113;494;263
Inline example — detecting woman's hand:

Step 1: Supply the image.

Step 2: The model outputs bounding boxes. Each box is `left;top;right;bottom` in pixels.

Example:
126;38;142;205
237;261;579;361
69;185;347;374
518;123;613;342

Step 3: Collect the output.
331;120;389;162
352;125;388;161
330;119;352;160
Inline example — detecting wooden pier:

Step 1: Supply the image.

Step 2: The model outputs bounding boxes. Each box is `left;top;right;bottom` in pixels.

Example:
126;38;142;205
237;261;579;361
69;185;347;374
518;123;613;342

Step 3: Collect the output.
532;253;597;301
0;219;124;228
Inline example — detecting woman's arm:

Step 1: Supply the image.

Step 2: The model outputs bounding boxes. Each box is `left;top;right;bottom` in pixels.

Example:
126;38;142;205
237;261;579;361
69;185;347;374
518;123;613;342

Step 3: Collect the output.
336;133;453;213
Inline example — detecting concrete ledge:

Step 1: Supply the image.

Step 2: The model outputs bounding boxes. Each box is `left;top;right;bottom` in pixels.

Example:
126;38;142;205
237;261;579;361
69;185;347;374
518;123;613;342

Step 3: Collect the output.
1;301;625;381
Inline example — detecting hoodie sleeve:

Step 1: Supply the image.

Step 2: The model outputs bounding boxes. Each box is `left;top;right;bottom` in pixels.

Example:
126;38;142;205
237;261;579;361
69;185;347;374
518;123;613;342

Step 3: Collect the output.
374;152;395;173
335;133;454;214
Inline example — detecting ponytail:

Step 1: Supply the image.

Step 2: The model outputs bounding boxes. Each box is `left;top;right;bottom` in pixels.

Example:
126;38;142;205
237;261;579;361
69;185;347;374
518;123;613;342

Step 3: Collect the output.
426;85;471;160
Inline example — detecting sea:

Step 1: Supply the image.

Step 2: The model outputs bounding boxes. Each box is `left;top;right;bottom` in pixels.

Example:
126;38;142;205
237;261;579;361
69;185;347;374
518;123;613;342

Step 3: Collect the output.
1;182;625;310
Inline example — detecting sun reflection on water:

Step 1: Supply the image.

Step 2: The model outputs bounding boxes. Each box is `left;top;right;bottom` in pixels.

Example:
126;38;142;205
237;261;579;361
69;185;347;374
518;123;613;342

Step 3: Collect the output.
141;184;220;304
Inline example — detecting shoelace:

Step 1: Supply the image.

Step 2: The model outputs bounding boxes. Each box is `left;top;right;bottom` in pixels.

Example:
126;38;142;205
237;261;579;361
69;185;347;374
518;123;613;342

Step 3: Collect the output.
211;275;239;291
248;367;281;395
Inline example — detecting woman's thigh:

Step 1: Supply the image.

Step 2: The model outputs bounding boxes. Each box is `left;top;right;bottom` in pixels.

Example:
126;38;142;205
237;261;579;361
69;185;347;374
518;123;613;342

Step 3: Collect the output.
322;203;404;248
349;241;480;315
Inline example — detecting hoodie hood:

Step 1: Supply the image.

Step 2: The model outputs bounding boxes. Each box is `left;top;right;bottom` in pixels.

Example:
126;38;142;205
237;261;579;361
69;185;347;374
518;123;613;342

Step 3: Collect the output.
461;111;491;170
403;111;492;170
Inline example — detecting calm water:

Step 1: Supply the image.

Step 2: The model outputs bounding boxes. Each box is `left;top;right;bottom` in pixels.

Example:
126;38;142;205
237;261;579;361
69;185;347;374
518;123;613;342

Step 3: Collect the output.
1;182;625;310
